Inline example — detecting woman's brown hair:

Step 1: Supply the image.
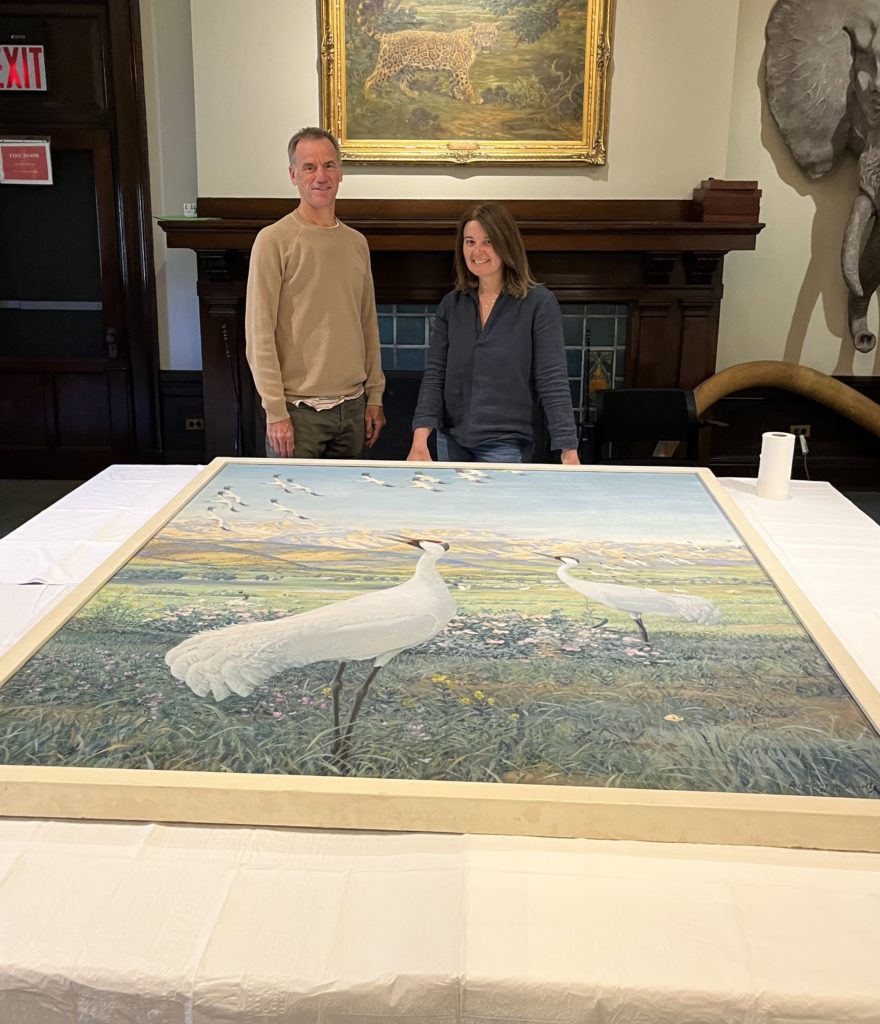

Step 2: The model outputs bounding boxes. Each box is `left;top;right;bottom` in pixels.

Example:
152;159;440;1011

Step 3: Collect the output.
453;203;537;299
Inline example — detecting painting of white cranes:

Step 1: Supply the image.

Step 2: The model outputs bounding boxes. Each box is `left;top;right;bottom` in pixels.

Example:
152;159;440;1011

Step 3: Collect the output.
0;459;879;846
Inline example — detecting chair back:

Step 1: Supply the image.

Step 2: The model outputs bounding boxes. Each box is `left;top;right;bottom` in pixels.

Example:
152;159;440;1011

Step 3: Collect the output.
592;388;700;464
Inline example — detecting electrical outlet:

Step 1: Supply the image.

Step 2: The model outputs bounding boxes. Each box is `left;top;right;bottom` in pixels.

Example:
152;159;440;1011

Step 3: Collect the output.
789;424;811;437
184;417;205;431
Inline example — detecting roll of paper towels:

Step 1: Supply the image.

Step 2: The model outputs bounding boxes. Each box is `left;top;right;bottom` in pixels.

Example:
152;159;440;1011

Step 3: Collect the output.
756;431;795;500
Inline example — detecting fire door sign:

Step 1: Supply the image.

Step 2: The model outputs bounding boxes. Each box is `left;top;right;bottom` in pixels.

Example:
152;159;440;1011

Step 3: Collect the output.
0;140;53;184
0;44;46;90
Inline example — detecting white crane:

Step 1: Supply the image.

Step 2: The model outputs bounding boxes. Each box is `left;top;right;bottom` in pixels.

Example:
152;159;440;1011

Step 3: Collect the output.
361;472;394;488
213;493;239;512
454;468;488;482
412;472;445;485
549;555;721;643
165;538;456;763
218;487;247;506
411;477;440;492
271;474;295;493
284;477;322;497
268;498;311;520
205;506;232;532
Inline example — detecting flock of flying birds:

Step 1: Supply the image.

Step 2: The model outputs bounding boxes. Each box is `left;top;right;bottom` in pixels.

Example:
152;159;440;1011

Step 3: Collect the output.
202;469;521;532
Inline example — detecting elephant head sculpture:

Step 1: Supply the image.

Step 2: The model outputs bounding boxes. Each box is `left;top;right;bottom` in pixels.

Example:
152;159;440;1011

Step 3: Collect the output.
766;0;880;353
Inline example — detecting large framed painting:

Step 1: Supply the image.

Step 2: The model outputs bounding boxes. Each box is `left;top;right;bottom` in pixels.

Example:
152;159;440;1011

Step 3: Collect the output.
320;0;614;164
1;459;879;852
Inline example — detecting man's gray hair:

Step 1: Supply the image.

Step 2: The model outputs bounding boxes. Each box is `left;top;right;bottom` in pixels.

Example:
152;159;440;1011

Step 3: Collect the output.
287;127;342;166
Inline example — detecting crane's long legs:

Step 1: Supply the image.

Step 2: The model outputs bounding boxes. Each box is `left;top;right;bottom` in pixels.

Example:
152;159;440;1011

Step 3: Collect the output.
329;661;347;757
631;613;650;644
335;665;383;766
582;601;607;630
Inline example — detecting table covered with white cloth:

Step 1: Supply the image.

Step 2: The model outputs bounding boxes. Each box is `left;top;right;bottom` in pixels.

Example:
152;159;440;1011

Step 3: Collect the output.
0;465;878;1024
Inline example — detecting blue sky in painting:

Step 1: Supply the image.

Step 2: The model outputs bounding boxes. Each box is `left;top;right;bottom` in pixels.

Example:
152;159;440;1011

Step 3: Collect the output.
177;464;743;546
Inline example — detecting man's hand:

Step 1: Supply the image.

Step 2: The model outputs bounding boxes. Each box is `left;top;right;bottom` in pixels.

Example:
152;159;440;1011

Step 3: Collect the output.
267;418;294;458
560;448;580;466
364;404;386;448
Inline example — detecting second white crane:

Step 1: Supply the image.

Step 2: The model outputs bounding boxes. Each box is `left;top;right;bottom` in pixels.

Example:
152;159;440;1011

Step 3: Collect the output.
550;554;721;643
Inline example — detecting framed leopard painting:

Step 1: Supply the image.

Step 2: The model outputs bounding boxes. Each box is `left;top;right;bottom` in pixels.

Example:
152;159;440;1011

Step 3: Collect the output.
320;0;614;164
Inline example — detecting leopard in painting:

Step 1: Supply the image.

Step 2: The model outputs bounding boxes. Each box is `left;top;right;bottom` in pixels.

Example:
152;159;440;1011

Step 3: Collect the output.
357;3;499;104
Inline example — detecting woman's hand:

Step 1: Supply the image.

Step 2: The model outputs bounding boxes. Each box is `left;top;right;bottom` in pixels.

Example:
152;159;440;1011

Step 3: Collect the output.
407;443;433;462
560;448;580;466
407;427;433;462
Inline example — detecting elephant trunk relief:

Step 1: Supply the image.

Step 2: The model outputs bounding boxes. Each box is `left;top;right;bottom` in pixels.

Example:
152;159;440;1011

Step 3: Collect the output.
767;0;880;352
845;152;880;351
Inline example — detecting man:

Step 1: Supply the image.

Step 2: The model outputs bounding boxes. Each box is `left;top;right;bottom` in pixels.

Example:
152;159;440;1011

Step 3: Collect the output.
245;127;385;458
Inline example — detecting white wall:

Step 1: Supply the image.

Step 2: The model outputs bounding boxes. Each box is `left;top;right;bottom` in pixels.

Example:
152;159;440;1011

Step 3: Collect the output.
141;0;201;371
142;0;880;375
718;0;879;376
190;0;739;199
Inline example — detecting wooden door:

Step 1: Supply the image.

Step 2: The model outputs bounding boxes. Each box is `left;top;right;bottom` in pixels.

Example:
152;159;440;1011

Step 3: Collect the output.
0;1;158;477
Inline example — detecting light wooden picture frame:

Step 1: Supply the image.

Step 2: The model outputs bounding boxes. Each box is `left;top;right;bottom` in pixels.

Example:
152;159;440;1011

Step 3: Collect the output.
320;0;613;164
1;459;879;852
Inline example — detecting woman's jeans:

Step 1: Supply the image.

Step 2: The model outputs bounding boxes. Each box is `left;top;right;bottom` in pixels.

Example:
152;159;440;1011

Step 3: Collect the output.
435;432;532;463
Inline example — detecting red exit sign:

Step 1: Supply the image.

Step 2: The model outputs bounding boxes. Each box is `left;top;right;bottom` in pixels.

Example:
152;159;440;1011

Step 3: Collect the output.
0;45;47;91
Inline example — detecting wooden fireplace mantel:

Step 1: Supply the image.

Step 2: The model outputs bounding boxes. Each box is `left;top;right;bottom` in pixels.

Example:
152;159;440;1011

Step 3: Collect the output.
159;180;763;459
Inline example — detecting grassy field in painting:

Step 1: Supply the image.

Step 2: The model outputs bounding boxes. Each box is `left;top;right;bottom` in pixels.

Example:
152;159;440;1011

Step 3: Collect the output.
2;533;879;799
343;0;588;142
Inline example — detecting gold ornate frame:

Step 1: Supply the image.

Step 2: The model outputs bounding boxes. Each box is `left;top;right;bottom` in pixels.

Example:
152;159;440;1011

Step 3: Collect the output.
0;459;879;852
320;0;614;164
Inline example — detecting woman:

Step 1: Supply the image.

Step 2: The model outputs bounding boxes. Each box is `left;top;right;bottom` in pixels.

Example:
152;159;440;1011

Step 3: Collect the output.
407;203;580;464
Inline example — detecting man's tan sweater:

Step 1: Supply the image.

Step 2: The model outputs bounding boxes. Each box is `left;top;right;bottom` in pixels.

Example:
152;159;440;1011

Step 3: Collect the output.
245;210;384;424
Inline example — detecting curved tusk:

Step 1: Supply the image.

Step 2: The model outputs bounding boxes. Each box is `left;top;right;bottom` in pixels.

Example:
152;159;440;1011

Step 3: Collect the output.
841;193;875;298
694;361;880;438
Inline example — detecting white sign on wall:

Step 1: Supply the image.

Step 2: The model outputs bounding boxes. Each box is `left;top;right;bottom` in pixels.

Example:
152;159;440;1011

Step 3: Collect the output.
0;45;47;91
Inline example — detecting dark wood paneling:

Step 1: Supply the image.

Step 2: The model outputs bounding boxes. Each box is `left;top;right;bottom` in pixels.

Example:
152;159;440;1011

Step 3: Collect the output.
630;303;680;387
109;0;160;460
680;301;718;388
0;372;48;446
55;373;113;447
160;184;763;460
0;0;160;478
0;364;135;476
371;251;455;304
171;193;762;255
196;281;250;458
196;196;696;223
159;369;204;462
